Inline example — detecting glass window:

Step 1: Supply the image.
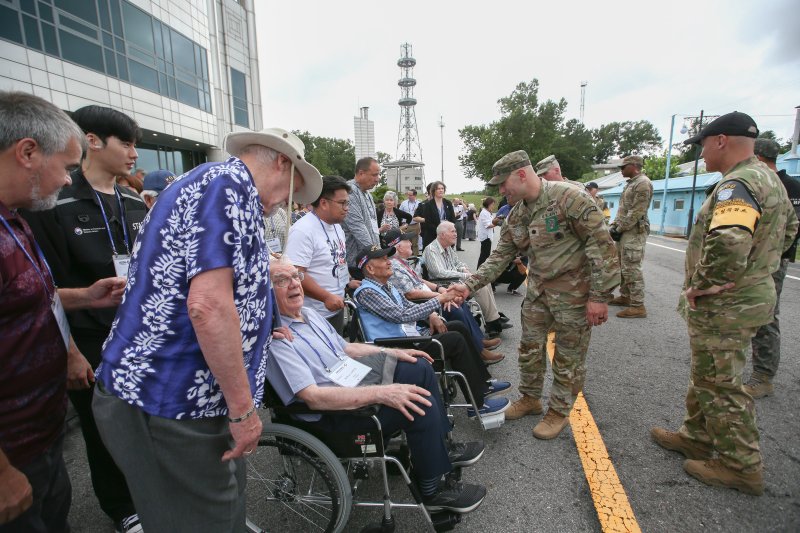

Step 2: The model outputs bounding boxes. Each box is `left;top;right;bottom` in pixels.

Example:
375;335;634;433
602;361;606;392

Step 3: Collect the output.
109;0;123;36
674;198;685;211
23;14;41;50
59;14;98;39
128;60;159;92
97;0;110;31
54;0;97;25
170;30;194;69
177;80;199;107
121;2;153;52
41;22;58;54
104;47;116;76
652;199;661;210
116;52;128;80
0;5;23;45
230;68;248;127
59;28;104;71
20;0;36;15
38;2;54;23
128;46;154;66
102;30;112;47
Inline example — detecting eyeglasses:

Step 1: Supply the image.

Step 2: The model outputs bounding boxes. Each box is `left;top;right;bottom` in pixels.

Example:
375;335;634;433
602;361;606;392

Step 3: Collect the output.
271;271;304;288
325;198;350;208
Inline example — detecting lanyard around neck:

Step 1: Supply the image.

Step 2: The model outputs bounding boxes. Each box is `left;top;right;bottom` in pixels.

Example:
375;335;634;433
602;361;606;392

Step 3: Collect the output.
93;189;130;255
0;214;55;299
289;318;343;372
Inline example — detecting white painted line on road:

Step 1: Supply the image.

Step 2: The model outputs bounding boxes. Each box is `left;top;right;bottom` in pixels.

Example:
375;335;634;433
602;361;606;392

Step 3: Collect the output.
647;241;685;253
647;241;800;282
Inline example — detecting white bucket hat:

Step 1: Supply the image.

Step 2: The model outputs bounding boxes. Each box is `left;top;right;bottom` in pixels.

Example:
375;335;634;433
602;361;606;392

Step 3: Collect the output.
224;128;323;205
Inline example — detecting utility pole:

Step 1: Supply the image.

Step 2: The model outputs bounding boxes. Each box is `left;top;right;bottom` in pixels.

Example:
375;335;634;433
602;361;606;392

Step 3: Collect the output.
439;115;445;183
580;81;587;124
686;110;704;238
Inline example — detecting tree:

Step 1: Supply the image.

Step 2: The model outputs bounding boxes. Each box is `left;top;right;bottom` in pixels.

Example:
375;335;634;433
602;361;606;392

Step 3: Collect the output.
459;79;594;184
759;130;792;152
590;121;663;163
375;151;392;185
293;131;356;179
643;152;680;181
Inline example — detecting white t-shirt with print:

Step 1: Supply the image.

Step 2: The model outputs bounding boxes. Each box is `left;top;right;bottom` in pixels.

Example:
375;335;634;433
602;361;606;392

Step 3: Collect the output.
284;212;349;317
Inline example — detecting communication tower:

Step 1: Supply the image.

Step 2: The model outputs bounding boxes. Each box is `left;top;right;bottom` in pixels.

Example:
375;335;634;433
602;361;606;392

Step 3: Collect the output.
386;42;425;192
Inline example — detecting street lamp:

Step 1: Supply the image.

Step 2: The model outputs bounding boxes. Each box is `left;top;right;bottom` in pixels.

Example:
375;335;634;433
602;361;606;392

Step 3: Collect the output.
658;114;677;235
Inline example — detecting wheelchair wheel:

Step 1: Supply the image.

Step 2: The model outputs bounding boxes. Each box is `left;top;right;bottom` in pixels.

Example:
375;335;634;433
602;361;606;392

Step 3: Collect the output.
246;423;352;533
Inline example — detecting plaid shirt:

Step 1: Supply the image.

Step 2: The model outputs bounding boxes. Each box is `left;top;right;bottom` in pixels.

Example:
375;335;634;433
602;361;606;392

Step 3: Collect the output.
354;277;440;335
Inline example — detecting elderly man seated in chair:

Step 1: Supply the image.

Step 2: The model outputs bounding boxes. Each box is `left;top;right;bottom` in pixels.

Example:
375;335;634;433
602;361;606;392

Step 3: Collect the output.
266;259;487;514
384;228;503;365
353;245;511;419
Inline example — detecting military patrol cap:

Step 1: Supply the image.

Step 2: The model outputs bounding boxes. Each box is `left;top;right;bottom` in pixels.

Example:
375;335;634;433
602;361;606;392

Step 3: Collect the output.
384;228;414;248
684;111;759;146
618;155;644;168
585;182;599;190
753;138;781;160
489;150;531;185
534;155;559;176
356;244;395;270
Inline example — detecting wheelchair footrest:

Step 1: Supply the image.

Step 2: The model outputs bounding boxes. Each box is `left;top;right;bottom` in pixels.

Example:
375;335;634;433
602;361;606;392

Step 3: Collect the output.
431;511;461;531
479;411;506;430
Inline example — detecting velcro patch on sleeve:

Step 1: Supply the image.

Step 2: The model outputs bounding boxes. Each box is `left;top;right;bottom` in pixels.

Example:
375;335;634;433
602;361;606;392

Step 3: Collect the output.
708;180;761;234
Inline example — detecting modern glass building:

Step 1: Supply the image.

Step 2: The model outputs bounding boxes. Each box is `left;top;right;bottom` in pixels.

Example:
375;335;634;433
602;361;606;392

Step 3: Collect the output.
0;0;262;173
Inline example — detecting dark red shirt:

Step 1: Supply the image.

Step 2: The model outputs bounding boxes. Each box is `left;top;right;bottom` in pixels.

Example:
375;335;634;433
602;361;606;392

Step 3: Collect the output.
0;201;67;467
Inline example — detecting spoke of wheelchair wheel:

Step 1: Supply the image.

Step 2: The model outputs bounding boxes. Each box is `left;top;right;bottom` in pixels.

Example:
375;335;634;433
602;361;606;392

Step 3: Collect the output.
279;500;329;531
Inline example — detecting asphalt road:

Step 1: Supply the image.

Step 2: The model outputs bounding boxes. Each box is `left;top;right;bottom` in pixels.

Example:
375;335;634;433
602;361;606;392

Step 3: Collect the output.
64;234;800;532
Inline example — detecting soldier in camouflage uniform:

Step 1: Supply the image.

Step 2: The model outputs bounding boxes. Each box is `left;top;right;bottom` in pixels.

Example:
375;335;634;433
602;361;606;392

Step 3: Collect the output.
535;155;588;191
608;155;653;318
651;112;799;496
585;182;606;212
451;150;620;440
743;139;800;398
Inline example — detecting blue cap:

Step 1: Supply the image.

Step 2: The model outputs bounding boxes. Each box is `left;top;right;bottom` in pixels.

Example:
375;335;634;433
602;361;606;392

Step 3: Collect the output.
142;169;176;193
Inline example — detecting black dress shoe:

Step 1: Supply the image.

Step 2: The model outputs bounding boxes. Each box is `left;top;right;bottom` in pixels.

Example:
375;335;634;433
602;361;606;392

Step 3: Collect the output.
456;248;465;251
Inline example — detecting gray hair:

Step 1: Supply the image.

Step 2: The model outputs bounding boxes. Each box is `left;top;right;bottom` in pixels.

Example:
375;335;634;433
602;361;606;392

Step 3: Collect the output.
436;221;455;235
0;91;85;155
383;190;397;202
235;144;278;164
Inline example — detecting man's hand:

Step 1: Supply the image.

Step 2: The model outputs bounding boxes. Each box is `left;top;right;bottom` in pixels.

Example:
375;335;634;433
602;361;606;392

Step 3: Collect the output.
448;283;471;299
608;225;622;242
272;326;294;341
223;414;262;461
586;301;609;327
388;348;434;364
0;463;33;525
67;341;95;390
685;282;735;310
86;276;127;308
377;384;432;421
435;290;456;306
347;279;362;290
429;313;448;334
323;293;345;312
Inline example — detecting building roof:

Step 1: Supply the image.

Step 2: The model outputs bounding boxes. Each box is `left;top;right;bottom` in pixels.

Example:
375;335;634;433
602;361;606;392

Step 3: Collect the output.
602;172;722;196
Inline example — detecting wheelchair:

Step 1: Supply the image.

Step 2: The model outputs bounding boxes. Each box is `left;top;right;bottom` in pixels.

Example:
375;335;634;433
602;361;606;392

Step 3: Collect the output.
345;300;505;432
245;337;465;533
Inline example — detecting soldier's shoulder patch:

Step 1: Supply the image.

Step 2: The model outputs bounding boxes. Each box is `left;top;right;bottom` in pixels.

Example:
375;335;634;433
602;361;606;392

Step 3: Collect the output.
708;179;761;235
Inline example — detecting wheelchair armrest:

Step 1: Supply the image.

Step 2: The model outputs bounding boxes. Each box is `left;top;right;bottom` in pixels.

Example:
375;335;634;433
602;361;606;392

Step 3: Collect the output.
269;401;380;418
373;336;433;347
428;277;463;286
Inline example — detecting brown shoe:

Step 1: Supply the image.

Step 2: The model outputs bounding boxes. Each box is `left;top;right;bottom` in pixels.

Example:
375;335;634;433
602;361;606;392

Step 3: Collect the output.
482;337;502;350
743;372;774;399
650;427;712;460
683;458;764;496
480;349;504;365
609;295;630;306
533;410;569;440
616;305;647;318
504;395;543;420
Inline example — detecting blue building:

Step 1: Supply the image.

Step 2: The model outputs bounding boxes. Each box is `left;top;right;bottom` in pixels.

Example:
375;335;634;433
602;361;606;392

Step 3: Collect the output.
602;151;800;236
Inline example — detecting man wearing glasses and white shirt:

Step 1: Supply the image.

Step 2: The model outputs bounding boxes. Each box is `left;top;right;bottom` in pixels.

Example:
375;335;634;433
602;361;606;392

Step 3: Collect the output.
284;176;353;334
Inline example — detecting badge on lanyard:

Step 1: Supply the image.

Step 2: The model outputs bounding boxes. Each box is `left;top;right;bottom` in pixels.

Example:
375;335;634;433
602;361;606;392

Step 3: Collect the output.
113;254;131;278
327;357;371;387
51;292;71;349
265;237;282;254
401;322;419;336
545;215;559;233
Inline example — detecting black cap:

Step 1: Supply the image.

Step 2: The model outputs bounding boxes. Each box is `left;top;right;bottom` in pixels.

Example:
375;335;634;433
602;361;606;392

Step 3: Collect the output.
356;244;395;270
384;229;414;248
586;182;599;189
684;111;759;146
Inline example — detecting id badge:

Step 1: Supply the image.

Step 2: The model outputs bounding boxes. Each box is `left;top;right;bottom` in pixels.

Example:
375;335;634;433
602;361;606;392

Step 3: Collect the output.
113;254;131;278
51;293;71;349
265;237;282;254
401;323;419;336
328;357;371;388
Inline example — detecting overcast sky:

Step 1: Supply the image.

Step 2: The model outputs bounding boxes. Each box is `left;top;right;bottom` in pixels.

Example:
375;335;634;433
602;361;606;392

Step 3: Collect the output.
255;0;799;193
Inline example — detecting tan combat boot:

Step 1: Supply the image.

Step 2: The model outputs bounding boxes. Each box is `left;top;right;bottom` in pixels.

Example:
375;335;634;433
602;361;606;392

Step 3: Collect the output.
743;372;774;399
532;410;569;440
609;295;630;306
683;458;764;496
504;395;542;420
480;349;504;365
650;427;713;460
616;305;647;318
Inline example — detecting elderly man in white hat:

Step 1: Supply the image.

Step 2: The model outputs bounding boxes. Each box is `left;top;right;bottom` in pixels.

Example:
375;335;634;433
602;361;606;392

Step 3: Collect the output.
91;128;322;531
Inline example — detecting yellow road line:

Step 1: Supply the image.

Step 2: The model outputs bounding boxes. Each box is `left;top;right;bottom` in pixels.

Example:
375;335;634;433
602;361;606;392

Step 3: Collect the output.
547;333;642;533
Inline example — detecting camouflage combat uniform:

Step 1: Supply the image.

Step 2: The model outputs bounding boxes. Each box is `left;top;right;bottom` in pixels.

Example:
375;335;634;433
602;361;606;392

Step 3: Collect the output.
677;156;798;472
464;181;620;415
612;172;653;306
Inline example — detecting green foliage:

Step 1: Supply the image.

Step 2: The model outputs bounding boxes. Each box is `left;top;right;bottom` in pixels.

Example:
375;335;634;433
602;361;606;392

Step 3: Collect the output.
643;152;681;181
293;131;356;180
758;130;793;152
459;79;662;185
370;184;390;203
375;151;392;185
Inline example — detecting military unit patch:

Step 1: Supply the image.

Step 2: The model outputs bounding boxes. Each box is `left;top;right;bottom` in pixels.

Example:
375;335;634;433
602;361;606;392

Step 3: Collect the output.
709;180;761;235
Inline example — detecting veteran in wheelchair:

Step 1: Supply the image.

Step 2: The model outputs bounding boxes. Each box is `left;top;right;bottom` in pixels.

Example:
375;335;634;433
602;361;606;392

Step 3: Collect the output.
252;258;488;532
